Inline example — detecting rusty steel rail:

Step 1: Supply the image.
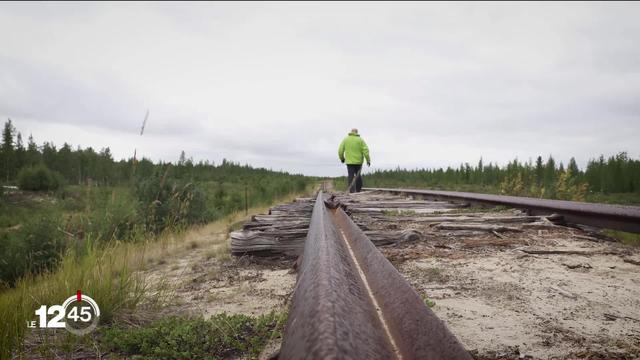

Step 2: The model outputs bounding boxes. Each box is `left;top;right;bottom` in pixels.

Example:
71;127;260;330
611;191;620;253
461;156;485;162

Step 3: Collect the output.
364;187;640;234
280;191;471;360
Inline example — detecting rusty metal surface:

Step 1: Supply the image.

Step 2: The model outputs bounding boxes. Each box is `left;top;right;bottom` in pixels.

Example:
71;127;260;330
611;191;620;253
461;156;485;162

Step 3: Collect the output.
279;191;471;360
364;187;640;233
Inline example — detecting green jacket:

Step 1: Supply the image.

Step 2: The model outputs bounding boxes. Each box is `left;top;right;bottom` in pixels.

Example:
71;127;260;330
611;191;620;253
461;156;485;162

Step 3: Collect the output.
338;132;370;165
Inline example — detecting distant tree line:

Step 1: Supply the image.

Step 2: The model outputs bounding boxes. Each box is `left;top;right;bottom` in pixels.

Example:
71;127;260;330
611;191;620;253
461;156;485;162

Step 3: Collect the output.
0;119;309;191
1;119;121;187
364;153;640;201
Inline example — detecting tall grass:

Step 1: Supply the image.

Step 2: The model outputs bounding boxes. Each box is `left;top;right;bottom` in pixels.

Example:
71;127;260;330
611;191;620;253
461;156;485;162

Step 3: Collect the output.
0;182;318;359
0;240;148;359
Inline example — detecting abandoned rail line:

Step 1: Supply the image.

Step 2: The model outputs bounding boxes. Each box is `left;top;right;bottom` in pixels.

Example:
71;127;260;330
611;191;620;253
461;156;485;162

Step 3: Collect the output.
364;187;640;234
229;187;640;358
279;191;471;359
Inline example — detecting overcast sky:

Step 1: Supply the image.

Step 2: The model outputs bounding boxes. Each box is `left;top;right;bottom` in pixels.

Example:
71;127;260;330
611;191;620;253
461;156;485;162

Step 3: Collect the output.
1;2;639;176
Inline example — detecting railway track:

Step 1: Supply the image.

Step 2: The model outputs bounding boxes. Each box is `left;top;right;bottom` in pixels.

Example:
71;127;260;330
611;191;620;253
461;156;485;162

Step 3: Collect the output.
279;191;472;360
364;187;640;233
232;187;640;358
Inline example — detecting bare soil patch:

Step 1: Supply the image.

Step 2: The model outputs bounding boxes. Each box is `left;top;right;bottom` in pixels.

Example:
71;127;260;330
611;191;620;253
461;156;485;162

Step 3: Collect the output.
140;223;296;319
389;227;640;359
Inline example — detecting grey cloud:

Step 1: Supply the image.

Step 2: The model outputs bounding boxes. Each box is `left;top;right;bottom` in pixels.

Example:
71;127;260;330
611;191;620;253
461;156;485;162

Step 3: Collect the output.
0;56;143;132
1;3;639;176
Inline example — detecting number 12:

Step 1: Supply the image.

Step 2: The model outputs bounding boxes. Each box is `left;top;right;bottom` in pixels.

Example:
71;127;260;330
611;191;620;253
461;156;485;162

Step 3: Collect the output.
34;305;65;328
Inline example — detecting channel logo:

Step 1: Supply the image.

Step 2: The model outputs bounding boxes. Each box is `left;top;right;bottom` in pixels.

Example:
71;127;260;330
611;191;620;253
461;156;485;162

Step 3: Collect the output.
27;290;100;335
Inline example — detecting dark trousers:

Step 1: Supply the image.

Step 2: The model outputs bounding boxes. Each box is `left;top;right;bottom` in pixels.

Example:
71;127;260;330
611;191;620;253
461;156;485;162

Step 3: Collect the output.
346;164;363;193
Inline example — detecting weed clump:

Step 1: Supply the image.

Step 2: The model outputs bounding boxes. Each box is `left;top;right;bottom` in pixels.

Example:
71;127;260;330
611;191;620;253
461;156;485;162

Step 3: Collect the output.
102;311;286;360
135;174;211;234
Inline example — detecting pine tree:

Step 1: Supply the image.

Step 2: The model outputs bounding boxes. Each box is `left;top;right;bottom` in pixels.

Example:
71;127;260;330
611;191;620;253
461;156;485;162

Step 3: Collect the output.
567;157;579;180
1;119;16;181
15;132;25;174
41;142;57;171
57;143;75;181
26;134;40;166
97;147;114;185
535;156;544;188
543;155;557;198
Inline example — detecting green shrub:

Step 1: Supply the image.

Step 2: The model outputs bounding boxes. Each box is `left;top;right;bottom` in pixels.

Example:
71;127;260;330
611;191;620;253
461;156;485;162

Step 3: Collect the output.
0;216;66;286
102;312;286;360
135;174;211;234
81;191;140;243
17;164;64;191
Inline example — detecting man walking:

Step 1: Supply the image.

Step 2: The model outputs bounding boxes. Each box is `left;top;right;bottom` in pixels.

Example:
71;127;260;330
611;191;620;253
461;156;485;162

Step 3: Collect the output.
338;128;370;193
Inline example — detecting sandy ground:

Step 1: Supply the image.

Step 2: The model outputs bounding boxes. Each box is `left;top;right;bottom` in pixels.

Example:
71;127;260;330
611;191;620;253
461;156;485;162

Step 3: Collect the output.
140;224;296;319
389;229;640;359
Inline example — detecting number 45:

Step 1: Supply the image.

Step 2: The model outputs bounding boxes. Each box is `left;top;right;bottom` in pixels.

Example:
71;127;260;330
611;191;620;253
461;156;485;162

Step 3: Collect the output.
67;306;92;322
